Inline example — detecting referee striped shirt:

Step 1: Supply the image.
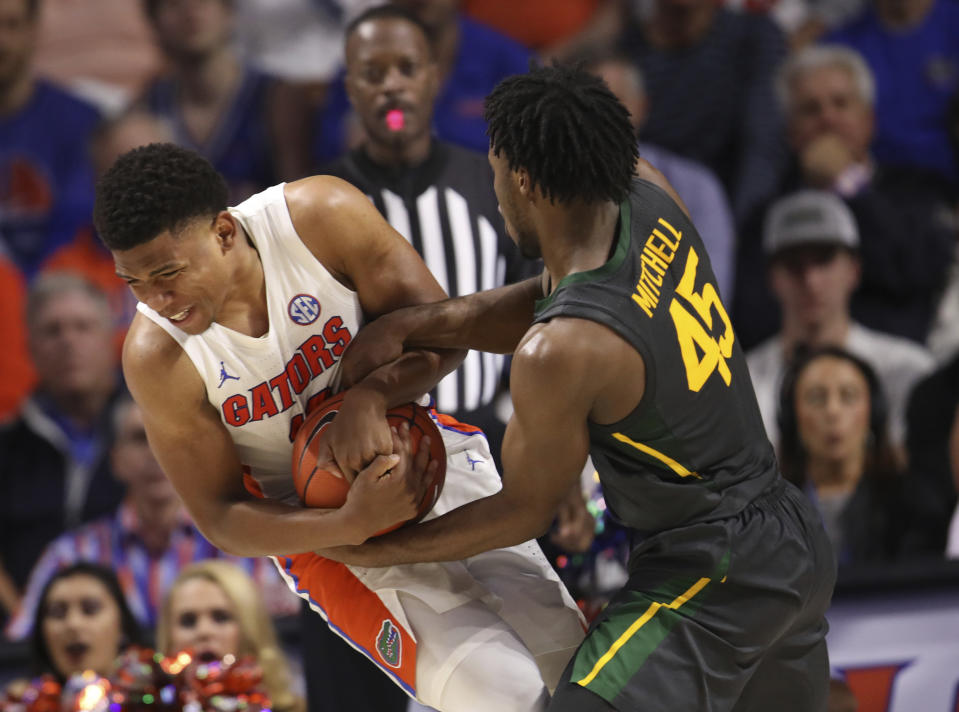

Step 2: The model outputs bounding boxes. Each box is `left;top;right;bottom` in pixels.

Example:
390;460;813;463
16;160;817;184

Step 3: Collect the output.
323;142;535;444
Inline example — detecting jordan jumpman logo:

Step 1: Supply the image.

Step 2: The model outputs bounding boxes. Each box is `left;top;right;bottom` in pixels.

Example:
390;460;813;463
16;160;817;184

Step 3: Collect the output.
218;361;240;388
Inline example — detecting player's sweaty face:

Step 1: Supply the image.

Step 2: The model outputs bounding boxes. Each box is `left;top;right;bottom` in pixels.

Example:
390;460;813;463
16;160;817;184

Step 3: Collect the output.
113;218;228;335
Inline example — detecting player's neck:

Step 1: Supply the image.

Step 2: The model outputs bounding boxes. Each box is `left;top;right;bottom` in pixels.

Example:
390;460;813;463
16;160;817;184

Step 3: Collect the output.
218;230;269;337
540;201;621;287
0;71;35;116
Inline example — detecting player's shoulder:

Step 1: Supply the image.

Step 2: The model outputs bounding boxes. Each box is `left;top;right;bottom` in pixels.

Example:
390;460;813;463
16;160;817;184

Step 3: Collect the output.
516;318;614;377
283;175;385;239
121;313;197;393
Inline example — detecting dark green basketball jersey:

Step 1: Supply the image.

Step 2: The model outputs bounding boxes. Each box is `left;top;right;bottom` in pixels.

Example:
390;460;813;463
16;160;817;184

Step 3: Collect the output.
533;178;779;533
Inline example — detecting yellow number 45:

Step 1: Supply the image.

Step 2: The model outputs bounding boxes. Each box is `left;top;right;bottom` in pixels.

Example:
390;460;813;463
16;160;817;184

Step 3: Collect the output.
668;247;735;392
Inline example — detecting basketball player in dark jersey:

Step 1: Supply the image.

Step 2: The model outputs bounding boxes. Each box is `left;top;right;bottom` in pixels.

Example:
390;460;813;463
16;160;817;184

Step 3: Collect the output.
325;64;837;711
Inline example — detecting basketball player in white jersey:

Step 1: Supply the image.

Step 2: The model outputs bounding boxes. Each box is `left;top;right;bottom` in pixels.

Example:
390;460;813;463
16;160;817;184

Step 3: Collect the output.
93;143;585;712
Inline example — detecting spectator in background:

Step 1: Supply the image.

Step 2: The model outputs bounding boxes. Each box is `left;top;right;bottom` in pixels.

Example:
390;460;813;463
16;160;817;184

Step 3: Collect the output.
827;0;959;187
746;190;933;452
5;397;298;641
312;0;531;164
0;0;101;279
30;0;161;113
29;563;145;683
618;0;789;226
156;561;304;712
587;52;736;299
904;351;959;556
0;274;127;626
778;346;911;566
139;0;311;202
733;45;957;349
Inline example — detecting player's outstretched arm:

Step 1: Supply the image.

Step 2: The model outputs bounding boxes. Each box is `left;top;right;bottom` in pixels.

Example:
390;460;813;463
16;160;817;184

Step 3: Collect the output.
340;275;546;390
122;315;427;556
321;317;620;566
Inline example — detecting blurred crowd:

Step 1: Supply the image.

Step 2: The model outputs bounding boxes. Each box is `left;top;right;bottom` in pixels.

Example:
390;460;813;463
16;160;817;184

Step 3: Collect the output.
1;0;959;710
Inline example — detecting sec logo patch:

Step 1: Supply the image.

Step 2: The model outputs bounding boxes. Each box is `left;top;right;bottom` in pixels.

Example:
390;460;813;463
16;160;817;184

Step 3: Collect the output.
288;294;321;325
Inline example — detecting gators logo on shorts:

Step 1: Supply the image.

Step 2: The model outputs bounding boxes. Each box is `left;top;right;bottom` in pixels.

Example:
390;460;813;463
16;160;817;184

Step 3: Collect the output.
376;619;402;668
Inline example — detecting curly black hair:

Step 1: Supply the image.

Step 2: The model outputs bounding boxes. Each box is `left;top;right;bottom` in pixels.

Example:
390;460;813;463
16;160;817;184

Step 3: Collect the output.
94;142;229;251
484;63;638;206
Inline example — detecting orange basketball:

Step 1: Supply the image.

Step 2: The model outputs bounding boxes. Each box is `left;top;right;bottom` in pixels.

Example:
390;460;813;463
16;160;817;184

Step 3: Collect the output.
291;392;446;534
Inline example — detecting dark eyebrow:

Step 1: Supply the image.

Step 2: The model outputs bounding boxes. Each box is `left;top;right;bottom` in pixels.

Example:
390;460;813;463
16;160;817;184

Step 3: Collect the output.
116;263;182;281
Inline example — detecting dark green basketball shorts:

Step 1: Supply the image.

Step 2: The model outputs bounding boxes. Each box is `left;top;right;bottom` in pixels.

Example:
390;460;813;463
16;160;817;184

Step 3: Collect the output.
549;479;837;712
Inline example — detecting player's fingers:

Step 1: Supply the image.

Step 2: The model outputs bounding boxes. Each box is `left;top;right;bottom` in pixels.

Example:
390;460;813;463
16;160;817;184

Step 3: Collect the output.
358;453;400;482
412;435;432;495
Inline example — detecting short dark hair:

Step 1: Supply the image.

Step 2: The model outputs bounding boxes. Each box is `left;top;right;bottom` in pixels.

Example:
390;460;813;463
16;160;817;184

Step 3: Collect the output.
484;63;638;205
31;562;146;682
94;142;229;251
344;4;433;49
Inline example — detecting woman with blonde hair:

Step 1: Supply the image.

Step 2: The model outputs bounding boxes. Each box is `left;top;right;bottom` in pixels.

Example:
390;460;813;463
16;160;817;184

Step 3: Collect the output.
156;560;304;712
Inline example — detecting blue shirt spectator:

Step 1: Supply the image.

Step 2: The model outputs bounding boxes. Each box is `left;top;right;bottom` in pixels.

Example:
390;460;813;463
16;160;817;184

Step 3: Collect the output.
827;0;959;185
0;79;101;278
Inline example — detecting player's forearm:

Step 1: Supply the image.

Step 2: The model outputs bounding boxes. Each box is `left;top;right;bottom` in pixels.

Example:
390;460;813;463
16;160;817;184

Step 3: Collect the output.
403;277;542;354
322;490;554;567
197;497;369;557
352;346;465;409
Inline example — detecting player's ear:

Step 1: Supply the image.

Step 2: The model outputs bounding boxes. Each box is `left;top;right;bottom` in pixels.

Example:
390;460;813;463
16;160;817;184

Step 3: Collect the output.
516;168;533;200
214;211;238;252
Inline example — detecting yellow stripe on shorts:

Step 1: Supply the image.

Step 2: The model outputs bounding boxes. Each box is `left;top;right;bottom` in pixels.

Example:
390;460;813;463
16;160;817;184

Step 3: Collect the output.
576;576;712;687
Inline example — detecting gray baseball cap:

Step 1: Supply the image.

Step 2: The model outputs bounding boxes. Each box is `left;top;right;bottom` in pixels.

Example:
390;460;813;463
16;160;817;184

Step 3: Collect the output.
762;190;859;257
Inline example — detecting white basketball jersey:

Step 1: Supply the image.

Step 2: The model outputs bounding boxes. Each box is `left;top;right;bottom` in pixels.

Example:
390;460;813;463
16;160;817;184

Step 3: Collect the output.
138;184;364;503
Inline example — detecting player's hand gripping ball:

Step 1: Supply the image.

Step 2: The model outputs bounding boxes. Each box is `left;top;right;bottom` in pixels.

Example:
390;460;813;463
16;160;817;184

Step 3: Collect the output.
291;392;446;534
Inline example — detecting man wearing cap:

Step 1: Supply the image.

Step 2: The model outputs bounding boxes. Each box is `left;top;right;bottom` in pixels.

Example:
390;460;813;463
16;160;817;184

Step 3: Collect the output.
746;189;934;451
732;44;956;350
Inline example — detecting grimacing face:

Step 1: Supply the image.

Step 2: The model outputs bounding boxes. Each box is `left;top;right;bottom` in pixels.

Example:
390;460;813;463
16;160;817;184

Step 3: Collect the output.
113;214;236;336
167;577;243;663
42;574;124;678
795;355;871;467
345;17;439;153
